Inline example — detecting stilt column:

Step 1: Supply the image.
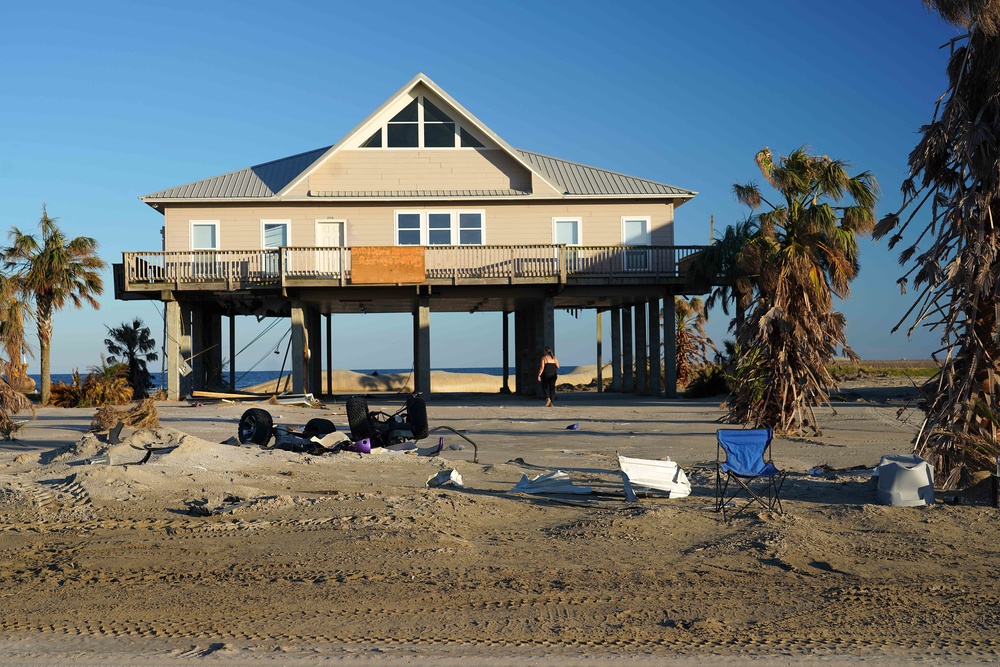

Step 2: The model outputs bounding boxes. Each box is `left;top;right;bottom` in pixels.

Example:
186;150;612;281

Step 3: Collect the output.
611;307;622;391
291;303;306;394
413;296;431;395
635;302;648;395
622;307;634;392
648;298;662;397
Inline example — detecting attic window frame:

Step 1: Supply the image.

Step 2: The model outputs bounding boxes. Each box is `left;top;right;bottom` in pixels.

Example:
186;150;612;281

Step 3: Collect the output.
360;95;484;149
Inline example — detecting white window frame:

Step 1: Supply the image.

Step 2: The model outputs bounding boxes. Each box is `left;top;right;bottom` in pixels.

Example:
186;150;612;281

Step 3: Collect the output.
395;210;424;246
394;210;486;246
315;218;347;246
552;217;582;246
261;219;291;249
622;216;652;272
189;220;219;250
621;216;651;245
457;210;486;245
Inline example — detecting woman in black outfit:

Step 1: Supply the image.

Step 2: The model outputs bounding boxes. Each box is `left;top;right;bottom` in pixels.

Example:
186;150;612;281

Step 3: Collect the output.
538;347;560;407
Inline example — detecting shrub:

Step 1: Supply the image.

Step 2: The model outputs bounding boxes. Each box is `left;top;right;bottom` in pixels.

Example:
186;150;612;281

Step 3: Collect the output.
684;364;730;398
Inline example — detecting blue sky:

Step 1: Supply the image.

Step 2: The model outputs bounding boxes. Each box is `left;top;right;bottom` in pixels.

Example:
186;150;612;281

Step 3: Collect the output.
0;1;961;373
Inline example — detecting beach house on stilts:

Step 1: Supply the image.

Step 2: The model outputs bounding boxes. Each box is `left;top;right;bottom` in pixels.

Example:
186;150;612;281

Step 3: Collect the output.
115;73;705;400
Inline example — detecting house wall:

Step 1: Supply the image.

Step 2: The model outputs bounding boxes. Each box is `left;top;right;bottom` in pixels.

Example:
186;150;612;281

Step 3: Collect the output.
161;200;677;251
289;149;534;195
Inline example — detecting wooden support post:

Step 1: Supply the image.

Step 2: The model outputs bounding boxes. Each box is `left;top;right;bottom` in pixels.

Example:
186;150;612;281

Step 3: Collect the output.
166;300;181;401
596;310;603;393
648;298;662;397
501;310;511;394
179;304;193;399
291;304;306;394
326;314;333;396
229;314;236;392
635;302;648;395
413;296;431;396
611;307;622;391
622;307;634;392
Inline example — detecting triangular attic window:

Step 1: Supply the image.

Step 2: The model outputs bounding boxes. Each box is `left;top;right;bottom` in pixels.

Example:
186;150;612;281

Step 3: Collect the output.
361;129;382;148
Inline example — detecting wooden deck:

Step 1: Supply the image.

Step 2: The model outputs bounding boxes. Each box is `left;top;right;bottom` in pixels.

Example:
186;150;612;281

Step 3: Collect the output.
121;245;706;293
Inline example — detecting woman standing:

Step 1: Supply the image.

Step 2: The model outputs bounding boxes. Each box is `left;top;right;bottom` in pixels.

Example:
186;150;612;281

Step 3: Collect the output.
538;347;560;407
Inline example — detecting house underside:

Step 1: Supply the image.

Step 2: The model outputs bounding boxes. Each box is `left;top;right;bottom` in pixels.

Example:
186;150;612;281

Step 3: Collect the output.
114;243;703;398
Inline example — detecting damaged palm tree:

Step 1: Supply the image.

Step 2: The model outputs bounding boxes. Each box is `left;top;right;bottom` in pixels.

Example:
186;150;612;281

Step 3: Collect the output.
673;297;714;387
873;2;1000;488
0;272;33;439
727;147;878;435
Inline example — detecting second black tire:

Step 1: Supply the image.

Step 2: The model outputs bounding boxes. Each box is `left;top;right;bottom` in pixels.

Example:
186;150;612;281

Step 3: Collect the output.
346;396;373;441
406;396;428;440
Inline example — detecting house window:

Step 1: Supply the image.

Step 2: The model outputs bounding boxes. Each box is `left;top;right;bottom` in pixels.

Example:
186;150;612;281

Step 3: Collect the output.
395;210;485;245
262;220;290;248
423;100;456;148
362;96;479;149
190;221;219;249
460;128;484;148
428;212;453;245
459;212;483;244
396;212;422;245
622;216;651;271
387;99;419;148
554;218;581;245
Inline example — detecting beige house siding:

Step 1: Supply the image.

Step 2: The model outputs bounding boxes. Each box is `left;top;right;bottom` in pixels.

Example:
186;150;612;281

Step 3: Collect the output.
162;200;676;252
302;149;532;194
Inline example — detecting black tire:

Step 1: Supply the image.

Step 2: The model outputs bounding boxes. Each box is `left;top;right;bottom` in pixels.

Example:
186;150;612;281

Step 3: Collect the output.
346;396;373;441
406;396;429;441
302;418;336;439
238;408;273;446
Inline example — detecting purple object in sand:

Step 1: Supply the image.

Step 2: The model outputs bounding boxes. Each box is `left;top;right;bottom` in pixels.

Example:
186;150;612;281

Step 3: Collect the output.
566;423;580;430
349;437;372;454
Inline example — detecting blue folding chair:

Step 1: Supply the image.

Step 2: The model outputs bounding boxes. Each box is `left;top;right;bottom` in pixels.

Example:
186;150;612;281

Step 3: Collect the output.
715;429;786;520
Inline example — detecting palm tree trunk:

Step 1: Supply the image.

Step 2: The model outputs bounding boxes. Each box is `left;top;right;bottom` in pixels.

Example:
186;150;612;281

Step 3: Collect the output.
37;305;53;406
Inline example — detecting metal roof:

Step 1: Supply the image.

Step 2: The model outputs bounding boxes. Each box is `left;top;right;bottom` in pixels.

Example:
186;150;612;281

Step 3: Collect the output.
141;147;330;200
515;149;696;198
142;147;693;203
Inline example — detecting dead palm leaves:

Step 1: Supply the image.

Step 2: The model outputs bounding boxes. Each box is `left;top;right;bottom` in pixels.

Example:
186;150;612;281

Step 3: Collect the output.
875;6;1000;486
725;147;879;436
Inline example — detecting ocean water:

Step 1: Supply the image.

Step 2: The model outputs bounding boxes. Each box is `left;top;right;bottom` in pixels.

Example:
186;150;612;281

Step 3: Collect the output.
31;367;513;391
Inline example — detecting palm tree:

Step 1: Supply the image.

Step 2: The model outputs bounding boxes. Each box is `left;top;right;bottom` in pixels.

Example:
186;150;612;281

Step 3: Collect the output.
105;318;158;399
0;271;33;438
2;206;106;406
693;217;758;339
673;296;714;386
727;147;879;435
873;1;1000;486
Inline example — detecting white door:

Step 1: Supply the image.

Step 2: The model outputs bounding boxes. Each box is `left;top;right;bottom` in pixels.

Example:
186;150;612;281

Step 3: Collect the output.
316;221;345;275
623;218;650;271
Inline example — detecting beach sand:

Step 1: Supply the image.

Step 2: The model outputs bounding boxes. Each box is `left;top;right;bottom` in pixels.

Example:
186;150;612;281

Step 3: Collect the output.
0;376;996;665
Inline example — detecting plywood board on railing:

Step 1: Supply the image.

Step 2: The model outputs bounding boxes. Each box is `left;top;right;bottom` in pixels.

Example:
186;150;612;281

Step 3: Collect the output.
351;246;425;284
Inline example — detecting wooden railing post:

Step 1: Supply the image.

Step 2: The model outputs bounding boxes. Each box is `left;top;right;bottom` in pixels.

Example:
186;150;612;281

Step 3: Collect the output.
558;245;567;283
279;248;286;286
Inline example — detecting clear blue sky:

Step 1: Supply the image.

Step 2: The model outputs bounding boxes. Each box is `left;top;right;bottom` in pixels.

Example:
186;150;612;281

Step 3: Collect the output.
0;1;961;374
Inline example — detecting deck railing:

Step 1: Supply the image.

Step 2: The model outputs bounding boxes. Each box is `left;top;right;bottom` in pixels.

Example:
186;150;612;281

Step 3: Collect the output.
122;245;706;289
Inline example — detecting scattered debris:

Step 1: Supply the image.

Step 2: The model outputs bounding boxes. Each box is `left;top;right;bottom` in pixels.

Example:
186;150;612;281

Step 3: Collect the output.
510;470;591;495
426;469;464;488
566;423;580;430
618;454;691;498
90;399;160;432
875;453;935;506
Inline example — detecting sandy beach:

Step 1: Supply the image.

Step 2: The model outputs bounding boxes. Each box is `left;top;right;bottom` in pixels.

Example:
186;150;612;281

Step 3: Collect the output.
0;376;997;665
